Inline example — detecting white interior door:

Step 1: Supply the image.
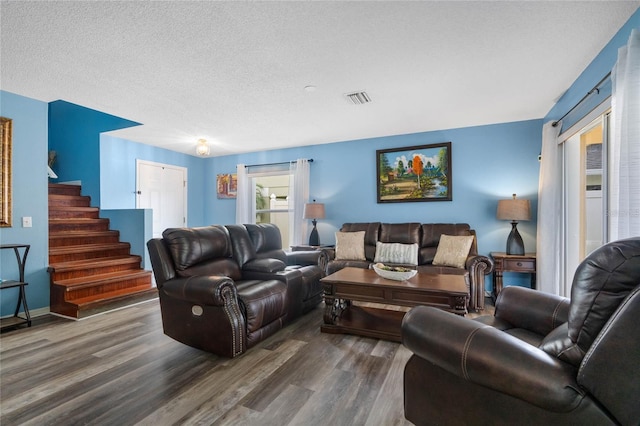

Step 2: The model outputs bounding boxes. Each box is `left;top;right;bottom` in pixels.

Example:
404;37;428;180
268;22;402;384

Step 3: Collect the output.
136;160;187;238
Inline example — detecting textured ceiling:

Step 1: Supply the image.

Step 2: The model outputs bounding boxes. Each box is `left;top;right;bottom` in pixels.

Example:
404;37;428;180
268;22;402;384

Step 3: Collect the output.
1;1;639;157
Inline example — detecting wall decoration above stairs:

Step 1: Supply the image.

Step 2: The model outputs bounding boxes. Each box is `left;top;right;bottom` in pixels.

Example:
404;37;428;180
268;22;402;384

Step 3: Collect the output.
48;183;156;319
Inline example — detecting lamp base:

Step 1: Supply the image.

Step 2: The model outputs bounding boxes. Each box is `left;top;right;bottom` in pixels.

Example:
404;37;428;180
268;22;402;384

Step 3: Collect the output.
506;221;525;255
308;219;320;246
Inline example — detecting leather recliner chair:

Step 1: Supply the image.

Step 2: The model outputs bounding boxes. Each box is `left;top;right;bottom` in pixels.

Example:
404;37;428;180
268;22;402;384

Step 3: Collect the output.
148;225;290;357
401;237;640;425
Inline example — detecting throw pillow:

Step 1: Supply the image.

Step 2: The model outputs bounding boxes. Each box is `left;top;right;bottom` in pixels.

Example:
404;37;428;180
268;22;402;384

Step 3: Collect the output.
335;231;366;260
374;242;419;265
432;235;474;269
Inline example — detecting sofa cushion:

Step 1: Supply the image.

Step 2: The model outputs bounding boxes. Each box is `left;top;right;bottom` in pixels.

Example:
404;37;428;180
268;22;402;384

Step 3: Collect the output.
374;242;419;265
335;231;366;260
340;223;381;260
432;235;474;269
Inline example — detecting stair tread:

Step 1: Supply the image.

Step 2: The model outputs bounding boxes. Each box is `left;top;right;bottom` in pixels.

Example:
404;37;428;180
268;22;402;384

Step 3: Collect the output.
50;230;119;238
49;242;130;254
49;206;99;211
53;269;152;287
49;255;141;271
49;218;108;222
49;194;91;199
71;286;157;308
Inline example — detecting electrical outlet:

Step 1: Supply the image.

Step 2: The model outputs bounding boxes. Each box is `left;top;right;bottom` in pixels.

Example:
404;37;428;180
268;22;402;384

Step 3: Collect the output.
22;216;32;228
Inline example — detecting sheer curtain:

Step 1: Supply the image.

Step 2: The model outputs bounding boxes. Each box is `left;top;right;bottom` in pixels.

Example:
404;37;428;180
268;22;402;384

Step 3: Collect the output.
609;29;640;241
289;159;310;245
537;121;566;296
235;164;251;224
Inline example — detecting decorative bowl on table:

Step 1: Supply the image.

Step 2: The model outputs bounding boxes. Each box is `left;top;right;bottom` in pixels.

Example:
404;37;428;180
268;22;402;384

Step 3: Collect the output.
372;263;417;281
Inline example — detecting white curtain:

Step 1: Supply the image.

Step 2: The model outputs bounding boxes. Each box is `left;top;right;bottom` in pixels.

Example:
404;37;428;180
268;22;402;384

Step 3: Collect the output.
609;29;640;241
537;121;566;296
235;164;251;224
289;159;310;245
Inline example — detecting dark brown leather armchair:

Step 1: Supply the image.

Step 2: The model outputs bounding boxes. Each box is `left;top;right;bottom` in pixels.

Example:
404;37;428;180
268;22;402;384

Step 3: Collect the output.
402;237;640;426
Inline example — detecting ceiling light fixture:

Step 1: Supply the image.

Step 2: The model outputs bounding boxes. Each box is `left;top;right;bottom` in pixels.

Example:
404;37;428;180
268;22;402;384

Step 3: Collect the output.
344;91;371;105
196;138;210;156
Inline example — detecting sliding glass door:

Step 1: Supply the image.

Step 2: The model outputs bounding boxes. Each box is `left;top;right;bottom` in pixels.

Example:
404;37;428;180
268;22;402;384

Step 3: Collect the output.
563;112;610;285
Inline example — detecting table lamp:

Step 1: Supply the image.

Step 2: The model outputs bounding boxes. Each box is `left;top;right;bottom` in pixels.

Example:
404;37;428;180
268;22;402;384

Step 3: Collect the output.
303;202;325;246
497;194;531;255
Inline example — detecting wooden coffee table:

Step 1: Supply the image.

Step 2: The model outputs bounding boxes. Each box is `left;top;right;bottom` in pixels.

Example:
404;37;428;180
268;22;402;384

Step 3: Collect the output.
320;267;468;342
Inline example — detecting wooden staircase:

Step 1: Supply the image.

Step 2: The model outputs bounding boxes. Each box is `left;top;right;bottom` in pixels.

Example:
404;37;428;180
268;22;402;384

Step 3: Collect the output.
48;183;157;319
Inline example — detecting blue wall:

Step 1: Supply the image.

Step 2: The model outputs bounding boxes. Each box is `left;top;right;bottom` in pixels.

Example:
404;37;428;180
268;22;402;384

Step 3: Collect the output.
0;91;50;316
99;135;206;227
49;101;141;206
207;120;543;262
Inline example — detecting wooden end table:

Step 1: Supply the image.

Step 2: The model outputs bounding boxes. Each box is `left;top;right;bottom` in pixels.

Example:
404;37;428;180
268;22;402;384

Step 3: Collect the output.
320;267;469;342
490;252;537;299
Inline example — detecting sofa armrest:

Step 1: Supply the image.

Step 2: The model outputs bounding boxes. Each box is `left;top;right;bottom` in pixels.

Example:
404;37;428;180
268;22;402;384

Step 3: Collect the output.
242;258;286;273
464;254;493;311
242;267;303;284
494;286;570;335
161;275;238;306
402;306;582;412
285;250;329;274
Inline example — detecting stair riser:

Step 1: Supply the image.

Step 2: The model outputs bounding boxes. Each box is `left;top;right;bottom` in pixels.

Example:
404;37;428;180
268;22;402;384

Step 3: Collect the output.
49;234;120;247
49;210;100;219
49;197;91;207
48;185;82;196
50;263;142;281
49;248;132;263
54;276;153;301
49;221;110;232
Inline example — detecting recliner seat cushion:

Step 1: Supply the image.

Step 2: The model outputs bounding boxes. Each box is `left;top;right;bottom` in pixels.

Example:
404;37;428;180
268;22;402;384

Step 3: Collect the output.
235;279;287;334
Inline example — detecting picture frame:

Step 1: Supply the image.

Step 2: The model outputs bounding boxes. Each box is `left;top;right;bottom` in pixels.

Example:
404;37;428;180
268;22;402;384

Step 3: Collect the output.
377;142;452;203
216;173;237;199
1;117;12;227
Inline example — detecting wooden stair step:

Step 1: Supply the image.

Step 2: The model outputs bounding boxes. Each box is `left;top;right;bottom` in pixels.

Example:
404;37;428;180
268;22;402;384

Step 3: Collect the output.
48;183;82;196
53;269;151;294
49;243;131;263
72;284;156;306
49;206;100;219
49;194;91;207
48;256;143;280
49;218;110;232
49;242;130;255
49;231;120;247
49;255;141;272
54;286;158;319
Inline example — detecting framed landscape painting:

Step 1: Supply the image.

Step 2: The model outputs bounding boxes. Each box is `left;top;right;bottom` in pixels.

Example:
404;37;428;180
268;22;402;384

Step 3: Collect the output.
377;142;452;203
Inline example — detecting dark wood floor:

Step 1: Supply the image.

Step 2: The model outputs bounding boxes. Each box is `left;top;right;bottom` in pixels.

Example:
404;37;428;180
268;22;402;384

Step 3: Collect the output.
0;299;493;425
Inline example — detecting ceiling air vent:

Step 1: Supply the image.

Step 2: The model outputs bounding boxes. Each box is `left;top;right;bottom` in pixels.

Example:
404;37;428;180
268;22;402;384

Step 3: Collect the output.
344;91;371;105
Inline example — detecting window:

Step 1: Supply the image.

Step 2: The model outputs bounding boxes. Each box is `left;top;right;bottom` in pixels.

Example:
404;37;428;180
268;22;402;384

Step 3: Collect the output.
252;173;292;247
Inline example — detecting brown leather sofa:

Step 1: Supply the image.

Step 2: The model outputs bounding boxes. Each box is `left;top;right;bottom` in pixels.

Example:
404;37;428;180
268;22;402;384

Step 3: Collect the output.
402;237;640;425
326;222;493;311
146;224;326;357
